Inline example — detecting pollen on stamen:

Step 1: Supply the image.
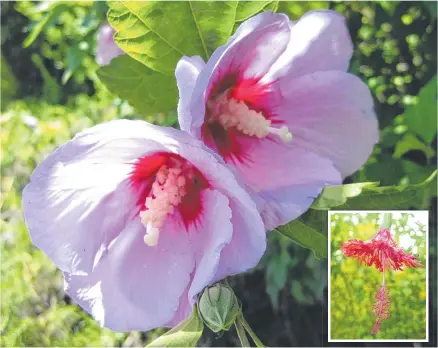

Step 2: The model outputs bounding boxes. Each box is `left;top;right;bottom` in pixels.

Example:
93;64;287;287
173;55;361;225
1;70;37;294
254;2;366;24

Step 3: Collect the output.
139;164;188;246
213;97;292;143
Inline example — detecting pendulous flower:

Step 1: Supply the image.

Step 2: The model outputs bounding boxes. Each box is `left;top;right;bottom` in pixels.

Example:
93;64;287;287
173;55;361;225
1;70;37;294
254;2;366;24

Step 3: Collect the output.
175;10;379;230
342;224;423;334
341;228;423;272
22;120;266;331
96;22;124;66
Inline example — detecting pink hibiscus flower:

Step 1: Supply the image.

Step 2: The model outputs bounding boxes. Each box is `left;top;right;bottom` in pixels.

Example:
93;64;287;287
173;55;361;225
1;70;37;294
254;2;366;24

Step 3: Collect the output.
176;10;379;229
96;22;124;66
22;120;266;331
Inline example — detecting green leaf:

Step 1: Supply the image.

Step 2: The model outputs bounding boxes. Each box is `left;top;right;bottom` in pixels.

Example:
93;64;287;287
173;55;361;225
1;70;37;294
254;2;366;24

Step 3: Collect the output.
1;54;18;107
275;220;328;259
107;1;238;75
266;254;288;289
379;1;398;16
403;75;437;144
277;1;329;19
97;55;178;115
393;133;435;159
265;251;290;309
402;161;438;199
316;171;437;210
235;1;277;22
62;42;87;85
291;280;314;305
311;182;380;210
146;305;203;347
31;54;60;104
23;3;67;48
424;1;437;18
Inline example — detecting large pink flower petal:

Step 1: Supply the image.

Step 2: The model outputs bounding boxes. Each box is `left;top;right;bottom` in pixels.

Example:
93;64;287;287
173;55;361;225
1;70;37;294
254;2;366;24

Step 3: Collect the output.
166;284;192;327
230;139;341;229
64;218;194;332
186;189;233;302
263;10;353;82
233;138;342;192
258;183;330;231
185;12;291;134
176;56;206;137
213;190;269;281
276;71;378;177
166;188;237;326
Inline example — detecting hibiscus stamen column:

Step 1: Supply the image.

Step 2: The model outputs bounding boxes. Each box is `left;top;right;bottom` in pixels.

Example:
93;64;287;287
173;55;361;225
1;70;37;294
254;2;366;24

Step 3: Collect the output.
140;163;187;246
210;94;293;143
370;213;392;334
371;255;391;334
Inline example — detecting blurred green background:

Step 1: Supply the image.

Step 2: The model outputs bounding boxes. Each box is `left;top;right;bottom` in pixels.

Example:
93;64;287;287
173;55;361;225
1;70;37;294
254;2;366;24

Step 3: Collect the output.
330;212;427;340
1;1;436;346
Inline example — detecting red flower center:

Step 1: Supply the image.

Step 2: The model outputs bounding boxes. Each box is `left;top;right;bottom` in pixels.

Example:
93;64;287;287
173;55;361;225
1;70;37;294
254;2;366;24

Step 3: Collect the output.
201;74;290;164
130;152;209;245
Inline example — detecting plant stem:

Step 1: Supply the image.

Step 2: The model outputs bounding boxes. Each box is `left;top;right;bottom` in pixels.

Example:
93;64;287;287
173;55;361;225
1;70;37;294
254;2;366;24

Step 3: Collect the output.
235;315;251;347
381;213;392;229
240;315;265;347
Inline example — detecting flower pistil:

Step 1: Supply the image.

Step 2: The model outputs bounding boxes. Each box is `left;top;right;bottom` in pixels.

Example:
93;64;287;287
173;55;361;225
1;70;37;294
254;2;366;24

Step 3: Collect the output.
140;164;188;246
209;94;292;143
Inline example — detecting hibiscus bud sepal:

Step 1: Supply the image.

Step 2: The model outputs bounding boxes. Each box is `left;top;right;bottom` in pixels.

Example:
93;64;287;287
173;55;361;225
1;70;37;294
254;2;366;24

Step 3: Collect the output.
198;283;240;333
198;282;265;347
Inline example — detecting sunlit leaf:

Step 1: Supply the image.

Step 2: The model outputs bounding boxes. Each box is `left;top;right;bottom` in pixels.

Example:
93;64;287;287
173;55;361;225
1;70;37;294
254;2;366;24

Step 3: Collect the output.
97;55;178;115
235;1;277;22
322;171;436;210
107;1;238;75
146;305;203;347
312;182;380;210
278;1;329;19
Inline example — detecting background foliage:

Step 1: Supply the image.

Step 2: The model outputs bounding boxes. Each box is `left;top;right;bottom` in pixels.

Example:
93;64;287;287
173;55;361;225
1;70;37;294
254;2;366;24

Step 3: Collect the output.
1;1;436;347
330;212;427;340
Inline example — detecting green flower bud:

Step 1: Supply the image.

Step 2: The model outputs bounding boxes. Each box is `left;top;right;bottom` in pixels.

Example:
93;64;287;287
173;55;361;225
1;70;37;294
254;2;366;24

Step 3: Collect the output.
198;283;240;333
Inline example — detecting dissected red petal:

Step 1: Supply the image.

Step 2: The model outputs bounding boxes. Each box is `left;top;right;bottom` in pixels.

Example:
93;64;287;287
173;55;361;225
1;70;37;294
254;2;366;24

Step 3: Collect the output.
341;228;423;272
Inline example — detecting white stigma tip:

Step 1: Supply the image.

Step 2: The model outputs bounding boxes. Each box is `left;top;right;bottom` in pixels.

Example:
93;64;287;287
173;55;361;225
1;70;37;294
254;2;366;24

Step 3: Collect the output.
279;126;293;143
144;226;160;246
267;125;293;143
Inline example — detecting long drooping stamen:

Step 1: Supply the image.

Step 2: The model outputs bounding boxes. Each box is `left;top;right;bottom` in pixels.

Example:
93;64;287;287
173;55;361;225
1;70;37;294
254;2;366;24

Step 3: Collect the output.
139;164;187;246
371;259;391;334
209;95;292;143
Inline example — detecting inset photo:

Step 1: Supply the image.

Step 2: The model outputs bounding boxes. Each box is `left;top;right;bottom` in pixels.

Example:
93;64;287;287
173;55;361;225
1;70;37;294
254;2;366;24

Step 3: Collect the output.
328;211;428;342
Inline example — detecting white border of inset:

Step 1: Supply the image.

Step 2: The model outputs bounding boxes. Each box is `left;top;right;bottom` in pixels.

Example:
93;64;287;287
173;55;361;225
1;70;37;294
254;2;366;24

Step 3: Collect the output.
328;210;429;343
